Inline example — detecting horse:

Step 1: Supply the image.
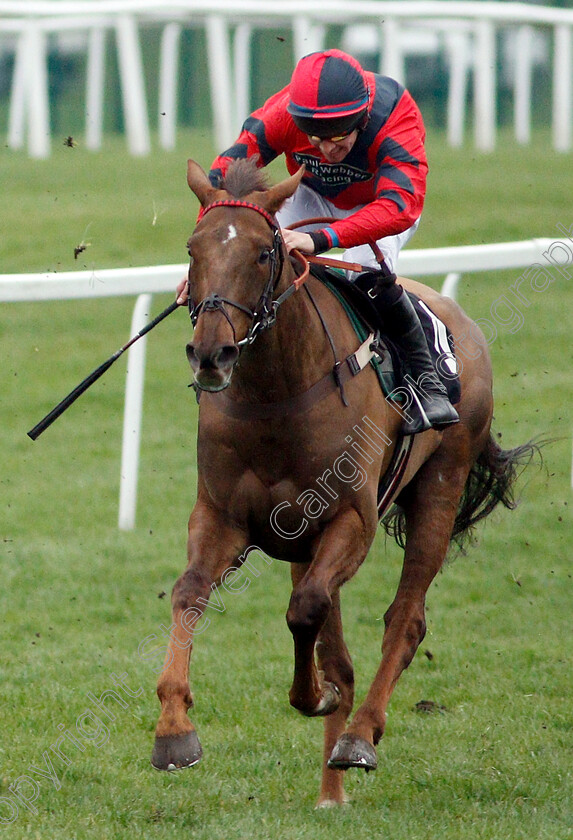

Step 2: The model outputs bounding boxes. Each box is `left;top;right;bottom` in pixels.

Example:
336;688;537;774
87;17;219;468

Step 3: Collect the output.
151;157;537;806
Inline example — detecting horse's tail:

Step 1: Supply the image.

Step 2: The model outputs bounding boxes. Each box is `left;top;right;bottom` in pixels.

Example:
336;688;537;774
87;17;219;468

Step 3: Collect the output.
450;434;543;548
383;433;544;552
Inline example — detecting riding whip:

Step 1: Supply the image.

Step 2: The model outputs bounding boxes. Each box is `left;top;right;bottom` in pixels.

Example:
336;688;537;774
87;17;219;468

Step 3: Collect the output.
28;299;180;441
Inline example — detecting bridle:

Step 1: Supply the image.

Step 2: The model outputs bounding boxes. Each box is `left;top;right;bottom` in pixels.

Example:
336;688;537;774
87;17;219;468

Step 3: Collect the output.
187;199;309;348
185;200;385;418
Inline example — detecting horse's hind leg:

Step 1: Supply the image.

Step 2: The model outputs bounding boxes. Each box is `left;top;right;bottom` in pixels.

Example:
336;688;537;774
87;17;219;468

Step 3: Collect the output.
329;453;472;771
286;509;375;803
291;563;354;808
152;502;247;771
315;590;355;807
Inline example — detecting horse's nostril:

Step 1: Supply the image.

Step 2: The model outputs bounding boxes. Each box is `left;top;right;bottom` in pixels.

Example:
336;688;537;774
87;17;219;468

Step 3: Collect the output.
186;343;238;371
216;345;239;369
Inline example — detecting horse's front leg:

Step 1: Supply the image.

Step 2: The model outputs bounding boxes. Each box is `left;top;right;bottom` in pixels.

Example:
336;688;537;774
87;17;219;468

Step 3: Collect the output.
287;562;342;718
152;502;247;771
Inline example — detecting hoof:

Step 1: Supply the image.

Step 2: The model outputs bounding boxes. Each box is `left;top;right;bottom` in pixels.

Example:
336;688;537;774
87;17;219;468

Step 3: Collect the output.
315;792;351;809
151;730;203;771
327;734;377;772
313;681;341;717
298;681;341;717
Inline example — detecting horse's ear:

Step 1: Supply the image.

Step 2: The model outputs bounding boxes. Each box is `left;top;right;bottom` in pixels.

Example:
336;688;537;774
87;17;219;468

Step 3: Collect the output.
187;159;220;207
255;166;305;215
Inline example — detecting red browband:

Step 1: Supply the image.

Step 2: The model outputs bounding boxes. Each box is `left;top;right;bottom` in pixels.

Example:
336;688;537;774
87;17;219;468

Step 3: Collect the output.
201;199;278;230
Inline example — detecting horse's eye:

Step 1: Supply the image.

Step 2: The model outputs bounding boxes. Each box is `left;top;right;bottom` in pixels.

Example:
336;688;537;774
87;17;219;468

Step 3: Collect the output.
258;249;271;264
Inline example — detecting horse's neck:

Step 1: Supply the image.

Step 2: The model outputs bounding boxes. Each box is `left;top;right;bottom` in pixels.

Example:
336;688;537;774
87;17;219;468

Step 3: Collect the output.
231;265;330;402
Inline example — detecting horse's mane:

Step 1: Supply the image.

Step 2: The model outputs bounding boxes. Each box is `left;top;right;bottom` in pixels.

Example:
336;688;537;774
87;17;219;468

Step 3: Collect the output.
221;157;269;198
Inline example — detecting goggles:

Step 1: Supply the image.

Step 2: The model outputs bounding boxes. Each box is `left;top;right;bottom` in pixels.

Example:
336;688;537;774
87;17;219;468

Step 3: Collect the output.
308;129;354;144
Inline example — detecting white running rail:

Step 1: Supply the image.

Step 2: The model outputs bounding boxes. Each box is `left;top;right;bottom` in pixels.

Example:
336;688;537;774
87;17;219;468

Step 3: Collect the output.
2;236;570;528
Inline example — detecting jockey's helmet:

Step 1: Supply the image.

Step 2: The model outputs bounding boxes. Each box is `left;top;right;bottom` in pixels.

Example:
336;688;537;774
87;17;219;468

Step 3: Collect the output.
287;49;370;138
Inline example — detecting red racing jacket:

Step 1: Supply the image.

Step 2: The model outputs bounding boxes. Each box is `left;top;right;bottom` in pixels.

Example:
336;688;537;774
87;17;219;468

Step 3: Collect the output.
208;72;428;251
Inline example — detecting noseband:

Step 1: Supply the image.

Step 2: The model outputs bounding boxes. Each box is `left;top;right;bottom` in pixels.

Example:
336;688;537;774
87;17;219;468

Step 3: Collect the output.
188;200;306;348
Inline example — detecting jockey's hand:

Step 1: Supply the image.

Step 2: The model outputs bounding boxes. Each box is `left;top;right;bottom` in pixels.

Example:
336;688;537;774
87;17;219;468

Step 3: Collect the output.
176;275;189;306
281;230;315;255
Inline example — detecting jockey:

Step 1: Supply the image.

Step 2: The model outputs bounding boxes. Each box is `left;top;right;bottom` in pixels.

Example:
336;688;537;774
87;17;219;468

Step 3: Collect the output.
179;49;458;434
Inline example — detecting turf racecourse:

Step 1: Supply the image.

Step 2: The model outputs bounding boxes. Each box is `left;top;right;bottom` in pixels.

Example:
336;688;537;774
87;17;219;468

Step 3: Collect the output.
1;128;572;839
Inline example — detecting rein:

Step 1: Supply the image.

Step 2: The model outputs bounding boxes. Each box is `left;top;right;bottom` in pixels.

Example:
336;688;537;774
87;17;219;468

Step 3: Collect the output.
287;215;387;272
188;199;309;347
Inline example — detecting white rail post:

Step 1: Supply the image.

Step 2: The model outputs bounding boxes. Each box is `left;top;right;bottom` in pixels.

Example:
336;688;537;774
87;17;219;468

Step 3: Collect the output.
115;13;150;156
118;293;152;531
158;22;181;150
440;272;462;300
292;15;325;61
380;17;405;82
233;23;252;135
86;26;106;151
205;14;235;150
474;18;496;152
27;22;51;159
445;27;472;148
7;25;28;150
552;23;572;152
514;24;533;145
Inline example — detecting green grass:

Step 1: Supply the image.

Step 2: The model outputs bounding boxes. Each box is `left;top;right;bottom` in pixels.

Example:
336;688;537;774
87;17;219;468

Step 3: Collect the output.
1;128;572;839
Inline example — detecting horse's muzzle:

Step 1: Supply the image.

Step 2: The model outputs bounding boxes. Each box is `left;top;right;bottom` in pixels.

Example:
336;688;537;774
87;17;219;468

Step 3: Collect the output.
186;341;239;392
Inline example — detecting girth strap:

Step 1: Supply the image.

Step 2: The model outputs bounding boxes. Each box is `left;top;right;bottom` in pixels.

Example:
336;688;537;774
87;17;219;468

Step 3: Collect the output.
208;333;378;421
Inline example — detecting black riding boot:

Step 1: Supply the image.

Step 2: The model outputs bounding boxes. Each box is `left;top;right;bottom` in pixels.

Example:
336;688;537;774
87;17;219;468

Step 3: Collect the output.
356;267;459;435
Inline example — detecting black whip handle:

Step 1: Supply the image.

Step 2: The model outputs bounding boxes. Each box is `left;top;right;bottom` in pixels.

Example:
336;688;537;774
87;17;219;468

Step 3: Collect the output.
27;299;180;441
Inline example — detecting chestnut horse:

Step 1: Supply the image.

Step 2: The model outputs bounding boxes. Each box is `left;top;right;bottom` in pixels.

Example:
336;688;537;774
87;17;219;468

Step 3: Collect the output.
152;158;535;806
